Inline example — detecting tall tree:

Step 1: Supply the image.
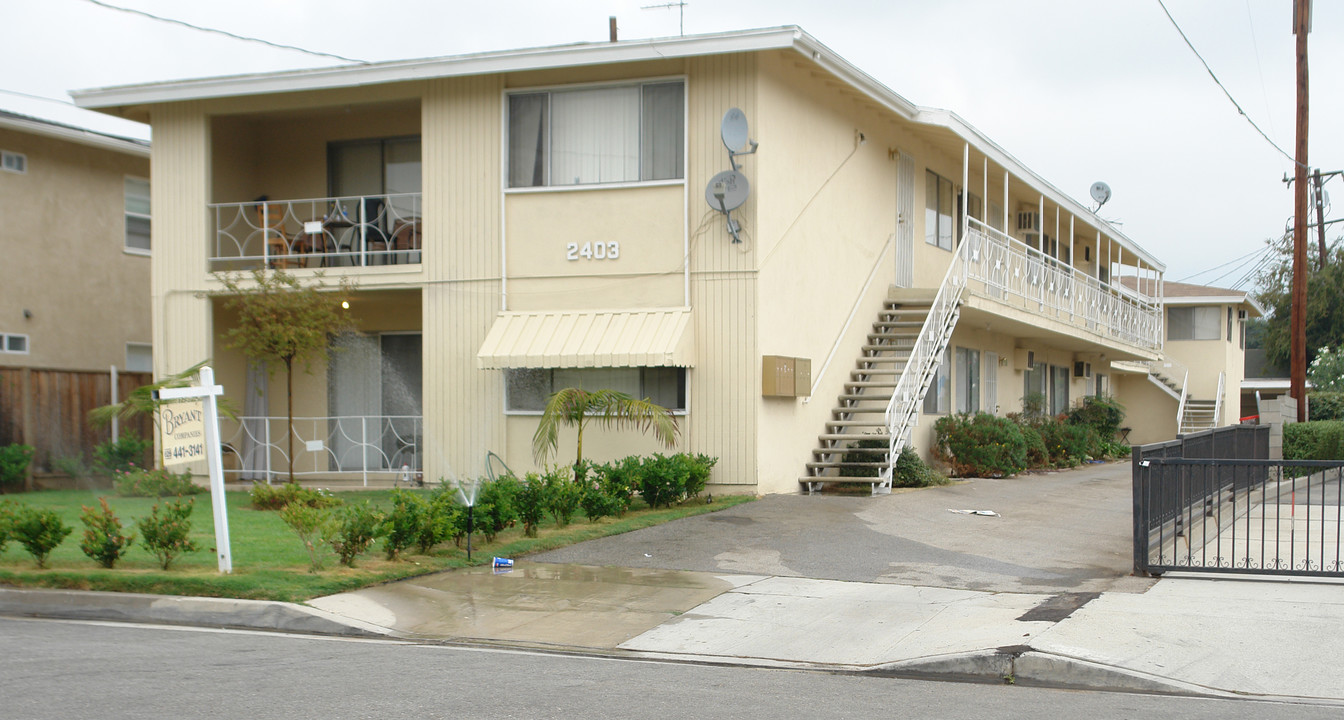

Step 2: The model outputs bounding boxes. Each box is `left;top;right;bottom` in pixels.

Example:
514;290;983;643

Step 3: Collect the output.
217;270;353;483
532;387;680;479
1256;235;1344;371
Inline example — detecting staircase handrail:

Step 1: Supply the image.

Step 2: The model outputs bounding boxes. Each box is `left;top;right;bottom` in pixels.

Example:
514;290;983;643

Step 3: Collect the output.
1177;369;1190;434
1214;371;1225;427
881;227;971;482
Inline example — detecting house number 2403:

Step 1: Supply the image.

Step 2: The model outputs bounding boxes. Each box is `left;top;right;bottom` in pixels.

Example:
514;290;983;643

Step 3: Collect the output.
566;241;620;261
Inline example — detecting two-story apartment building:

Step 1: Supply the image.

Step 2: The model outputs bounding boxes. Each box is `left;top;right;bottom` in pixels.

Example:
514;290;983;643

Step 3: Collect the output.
74;27;1168;495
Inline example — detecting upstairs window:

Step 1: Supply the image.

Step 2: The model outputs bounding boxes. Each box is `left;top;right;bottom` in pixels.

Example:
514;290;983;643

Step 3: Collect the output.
1;333;28;354
924;170;955;250
1168;306;1220;341
125;176;151;253
507;81;685;188
1;150;26;174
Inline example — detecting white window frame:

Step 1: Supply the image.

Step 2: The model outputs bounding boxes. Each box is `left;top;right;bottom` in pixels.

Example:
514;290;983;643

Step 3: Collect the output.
1;333;30;354
504;366;689;415
1;150;26;174
124;175;151;256
1167;306;1221;341
125;342;153;372
503;76;687;193
924;170;956;251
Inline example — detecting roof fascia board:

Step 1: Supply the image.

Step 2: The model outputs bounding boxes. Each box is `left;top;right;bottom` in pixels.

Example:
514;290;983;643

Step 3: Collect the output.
915;107;1164;273
788;30;918;119
71;27;804;109
0;114;149;157
1166;294;1266;316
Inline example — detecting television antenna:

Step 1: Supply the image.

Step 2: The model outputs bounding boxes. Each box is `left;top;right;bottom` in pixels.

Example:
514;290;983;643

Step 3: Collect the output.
641;1;687;36
705;108;758;243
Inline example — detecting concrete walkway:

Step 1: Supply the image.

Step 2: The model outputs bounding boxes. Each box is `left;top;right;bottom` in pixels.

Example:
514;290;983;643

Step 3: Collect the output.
6;461;1344;703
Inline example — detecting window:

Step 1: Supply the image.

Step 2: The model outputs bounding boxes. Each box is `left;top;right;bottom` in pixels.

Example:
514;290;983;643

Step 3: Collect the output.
1051;365;1070;416
124;177;150;252
988;200;1005;234
1094;373;1109;398
1;333;29;354
125;343;152;372
1227;307;1234;344
1023;361;1047;414
955;347;980;414
1;150;25;174
983;351;999;414
922;349;951;415
508;81;684;188
1168;306;1221;341
328;136;422;221
924;170;955;250
505;367;687;412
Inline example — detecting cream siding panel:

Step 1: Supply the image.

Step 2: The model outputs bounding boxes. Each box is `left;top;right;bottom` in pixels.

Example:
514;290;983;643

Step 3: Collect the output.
423;75;505;481
149;102;212;380
686;53;757;487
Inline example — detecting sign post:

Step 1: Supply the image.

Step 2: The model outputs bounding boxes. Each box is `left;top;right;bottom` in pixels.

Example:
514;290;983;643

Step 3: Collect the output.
156;366;231;573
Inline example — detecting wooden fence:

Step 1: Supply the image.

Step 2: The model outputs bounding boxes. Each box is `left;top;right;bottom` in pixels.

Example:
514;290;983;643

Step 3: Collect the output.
0;367;152;490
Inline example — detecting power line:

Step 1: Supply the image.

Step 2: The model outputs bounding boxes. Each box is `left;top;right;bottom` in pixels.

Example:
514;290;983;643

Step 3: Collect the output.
1156;0;1303;169
1174;245;1267;283
80;0;368;65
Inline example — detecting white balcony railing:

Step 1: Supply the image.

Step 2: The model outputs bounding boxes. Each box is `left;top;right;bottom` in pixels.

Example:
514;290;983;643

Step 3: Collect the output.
221;415;422;486
962;218;1162;350
209;193;422;272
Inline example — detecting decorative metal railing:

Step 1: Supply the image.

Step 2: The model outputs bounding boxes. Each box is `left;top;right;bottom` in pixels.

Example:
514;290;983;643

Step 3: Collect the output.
209;193;422;272
880;232;967;489
221;415;422;486
961;219;1162;350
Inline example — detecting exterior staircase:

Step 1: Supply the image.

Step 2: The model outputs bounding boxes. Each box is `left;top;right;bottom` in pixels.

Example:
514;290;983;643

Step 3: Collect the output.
1146;361;1222;435
1180;399;1218;434
800;292;934;494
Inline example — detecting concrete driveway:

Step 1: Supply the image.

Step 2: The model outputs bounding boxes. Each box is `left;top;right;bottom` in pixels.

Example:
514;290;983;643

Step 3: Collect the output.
533;460;1154;595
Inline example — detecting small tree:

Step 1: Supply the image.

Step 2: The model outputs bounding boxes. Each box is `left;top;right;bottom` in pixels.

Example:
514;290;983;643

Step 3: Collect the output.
532;388;680;479
217;270;353;483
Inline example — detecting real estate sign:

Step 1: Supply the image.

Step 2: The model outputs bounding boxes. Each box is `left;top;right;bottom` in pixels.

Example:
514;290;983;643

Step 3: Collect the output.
158;399;206;468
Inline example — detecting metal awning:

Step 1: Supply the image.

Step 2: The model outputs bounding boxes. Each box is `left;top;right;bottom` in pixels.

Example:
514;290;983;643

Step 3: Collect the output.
477;308;694;369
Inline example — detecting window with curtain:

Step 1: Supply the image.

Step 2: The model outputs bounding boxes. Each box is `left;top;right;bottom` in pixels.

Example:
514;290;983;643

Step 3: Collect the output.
1051;365;1071;416
924;170;955;250
508;81;684;188
1024;360;1047;414
955;347;980;414
125;176;150;252
505;367;687;412
922;349;951;415
1167;306;1221;341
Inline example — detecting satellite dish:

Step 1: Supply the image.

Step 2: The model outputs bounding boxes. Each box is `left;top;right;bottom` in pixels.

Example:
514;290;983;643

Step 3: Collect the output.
721;108;750;153
1090;181;1112;207
706;170;750;212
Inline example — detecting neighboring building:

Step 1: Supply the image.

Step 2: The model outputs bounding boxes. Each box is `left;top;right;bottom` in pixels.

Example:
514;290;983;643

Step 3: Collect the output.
0;111;152;373
74;26;1171;494
1114;279;1263;444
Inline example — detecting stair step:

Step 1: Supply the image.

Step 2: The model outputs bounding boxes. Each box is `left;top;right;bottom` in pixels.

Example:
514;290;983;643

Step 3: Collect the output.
816;433;891;442
798;476;886;485
814;447;889;457
850;369;903;376
861;345;914;353
837;394;891;402
806;461;889;469
845;381;898;389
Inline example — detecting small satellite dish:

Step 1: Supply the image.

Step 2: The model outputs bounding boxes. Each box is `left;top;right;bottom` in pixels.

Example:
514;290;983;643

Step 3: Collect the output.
721;108;750;154
1090;181;1112;207
706;170;750;212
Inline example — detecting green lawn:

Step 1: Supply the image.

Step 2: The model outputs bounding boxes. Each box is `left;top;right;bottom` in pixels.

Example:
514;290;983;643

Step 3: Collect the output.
0;488;752;603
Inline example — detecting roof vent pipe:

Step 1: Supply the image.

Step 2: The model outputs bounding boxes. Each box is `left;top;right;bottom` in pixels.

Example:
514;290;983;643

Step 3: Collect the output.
610;16;618;42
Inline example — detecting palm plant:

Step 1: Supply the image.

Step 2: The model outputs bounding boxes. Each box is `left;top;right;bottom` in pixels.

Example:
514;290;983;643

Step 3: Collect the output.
532;387;680;477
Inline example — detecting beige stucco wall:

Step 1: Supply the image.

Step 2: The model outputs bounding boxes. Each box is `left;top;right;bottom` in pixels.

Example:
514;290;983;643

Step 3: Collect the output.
1162;301;1249;427
0;126;150;371
1115;370;1178;446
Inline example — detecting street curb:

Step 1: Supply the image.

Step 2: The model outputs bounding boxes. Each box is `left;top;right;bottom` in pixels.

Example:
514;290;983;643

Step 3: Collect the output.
0;588;394;639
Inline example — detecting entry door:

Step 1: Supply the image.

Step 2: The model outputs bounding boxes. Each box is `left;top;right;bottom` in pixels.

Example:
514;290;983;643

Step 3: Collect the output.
895;151;915;287
328;332;423;471
380;333;422;471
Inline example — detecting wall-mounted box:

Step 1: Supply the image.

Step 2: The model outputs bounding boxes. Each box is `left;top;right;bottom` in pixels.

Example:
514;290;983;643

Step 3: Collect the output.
762;355;811;398
1013;348;1035;371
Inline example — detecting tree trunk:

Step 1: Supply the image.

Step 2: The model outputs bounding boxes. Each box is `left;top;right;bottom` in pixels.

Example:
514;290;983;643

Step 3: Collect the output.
285;355;295;484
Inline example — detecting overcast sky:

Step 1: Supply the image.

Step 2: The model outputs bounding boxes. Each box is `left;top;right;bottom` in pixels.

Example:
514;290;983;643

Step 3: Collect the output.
3;0;1340;285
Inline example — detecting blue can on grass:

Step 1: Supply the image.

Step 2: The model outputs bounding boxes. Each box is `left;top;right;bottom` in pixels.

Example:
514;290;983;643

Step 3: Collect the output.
493;557;514;568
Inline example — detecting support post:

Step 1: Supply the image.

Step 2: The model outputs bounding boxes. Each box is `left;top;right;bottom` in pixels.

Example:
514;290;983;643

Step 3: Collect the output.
1290;0;1310;422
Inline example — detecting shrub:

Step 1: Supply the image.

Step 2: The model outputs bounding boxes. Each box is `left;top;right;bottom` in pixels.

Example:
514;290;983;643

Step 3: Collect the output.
92;432;151;477
13;506;73;568
1035;418;1092;467
52;455;96;486
514;473;548;538
543;467;582;527
250;481;339;511
327;501;385;567
1018;424;1049;468
137;499;199;570
635;454;683;508
1067;395;1125;440
580;485;623;522
892;447;947;488
280;502;332;572
0;443;34;492
1308;345;1344;393
1309;392;1344;422
381;489;427;560
474;476;519;543
933;413;1027;477
683;454;717;500
114;466;204;497
1283;421;1344;462
595;456;639;517
416;484;461;554
840;438;885;479
79;498;135;568
1099;440;1131;459
0;499;17;552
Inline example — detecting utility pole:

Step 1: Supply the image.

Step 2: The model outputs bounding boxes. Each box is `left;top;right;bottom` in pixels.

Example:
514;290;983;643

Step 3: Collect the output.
1291;0;1310;422
1314;169;1327;268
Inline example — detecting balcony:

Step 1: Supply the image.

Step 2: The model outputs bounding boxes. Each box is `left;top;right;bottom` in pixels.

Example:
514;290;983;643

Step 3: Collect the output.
962;219;1162;351
209;193;421;272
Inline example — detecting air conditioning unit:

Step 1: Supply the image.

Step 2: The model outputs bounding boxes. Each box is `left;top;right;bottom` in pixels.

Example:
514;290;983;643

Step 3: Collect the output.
1013;349;1035;371
1074;361;1092;379
1017;211;1041;232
